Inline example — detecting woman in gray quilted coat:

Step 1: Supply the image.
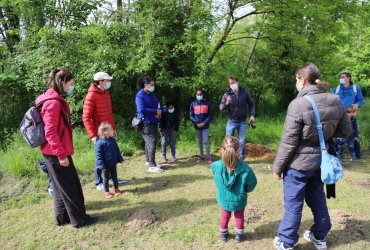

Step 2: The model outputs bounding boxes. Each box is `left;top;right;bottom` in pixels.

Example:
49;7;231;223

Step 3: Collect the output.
272;64;352;250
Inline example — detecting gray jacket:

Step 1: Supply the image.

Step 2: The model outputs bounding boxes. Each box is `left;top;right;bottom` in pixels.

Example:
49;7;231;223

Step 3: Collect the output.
273;85;352;174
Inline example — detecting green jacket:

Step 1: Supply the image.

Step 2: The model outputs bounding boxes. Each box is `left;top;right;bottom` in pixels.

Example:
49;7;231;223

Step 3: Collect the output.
211;160;257;211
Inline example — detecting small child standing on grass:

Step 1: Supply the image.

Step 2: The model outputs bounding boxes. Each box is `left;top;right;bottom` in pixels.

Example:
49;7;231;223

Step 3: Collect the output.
95;122;123;199
160;100;179;163
335;106;358;161
211;136;257;243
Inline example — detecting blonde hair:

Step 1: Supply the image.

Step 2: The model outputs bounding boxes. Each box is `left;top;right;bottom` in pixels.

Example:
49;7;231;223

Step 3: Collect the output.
98;122;113;138
347;106;356;113
221;136;240;171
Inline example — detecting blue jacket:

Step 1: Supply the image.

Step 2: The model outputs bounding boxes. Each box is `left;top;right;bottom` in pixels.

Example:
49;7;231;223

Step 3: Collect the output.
95;137;123;169
219;87;255;121
189;99;211;130
160;107;180;131
211;160;257;211
135;88;160;124
331;83;364;108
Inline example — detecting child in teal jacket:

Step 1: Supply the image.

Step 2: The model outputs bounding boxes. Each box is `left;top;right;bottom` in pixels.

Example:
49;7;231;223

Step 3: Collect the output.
211;136;257;243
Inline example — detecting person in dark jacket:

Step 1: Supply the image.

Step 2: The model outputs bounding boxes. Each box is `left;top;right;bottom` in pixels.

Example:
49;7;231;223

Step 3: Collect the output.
160;100;179;163
211;136;257;243
95;122;123;199
189;89;212;164
135;76;163;173
272;64;352;250
35;68;98;228
219;76;255;161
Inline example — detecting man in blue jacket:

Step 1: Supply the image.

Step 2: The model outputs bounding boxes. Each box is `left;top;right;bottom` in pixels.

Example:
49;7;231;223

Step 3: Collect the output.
219;76;255;161
332;72;364;159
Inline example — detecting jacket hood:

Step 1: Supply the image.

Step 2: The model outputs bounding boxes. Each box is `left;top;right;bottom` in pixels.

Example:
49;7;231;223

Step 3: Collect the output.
222;161;245;190
35;89;65;106
297;84;326;97
88;84;105;94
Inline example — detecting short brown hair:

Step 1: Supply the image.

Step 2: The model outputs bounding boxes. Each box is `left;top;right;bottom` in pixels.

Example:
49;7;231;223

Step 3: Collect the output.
98;122;113;138
228;76;239;82
48;68;74;95
347;106;356;113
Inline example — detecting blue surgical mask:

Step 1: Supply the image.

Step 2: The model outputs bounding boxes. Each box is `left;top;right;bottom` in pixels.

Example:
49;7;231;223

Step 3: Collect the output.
339;78;345;85
148;85;155;92
168;108;174;113
104;81;111;90
196;95;203;101
65;85;74;95
230;83;239;91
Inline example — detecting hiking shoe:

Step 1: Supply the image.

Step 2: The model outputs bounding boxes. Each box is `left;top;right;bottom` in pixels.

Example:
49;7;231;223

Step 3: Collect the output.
196;157;204;163
303;230;327;250
207;158;213;164
104;192;113;199
273;237;294;250
114;189;122;197
96;183;104;192
75;216;99;228
148;166;164;173
235;232;246;243
220;231;229;242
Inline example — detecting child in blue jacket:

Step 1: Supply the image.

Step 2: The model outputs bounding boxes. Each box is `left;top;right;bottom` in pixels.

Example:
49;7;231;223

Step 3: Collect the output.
95;122;123;199
211;136;257;243
189;89;212;163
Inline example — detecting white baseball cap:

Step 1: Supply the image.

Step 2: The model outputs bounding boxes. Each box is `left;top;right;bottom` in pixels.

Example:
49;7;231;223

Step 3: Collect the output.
93;72;113;81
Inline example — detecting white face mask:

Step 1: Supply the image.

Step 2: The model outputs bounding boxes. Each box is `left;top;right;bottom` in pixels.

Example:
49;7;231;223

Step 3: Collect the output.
168;108;174;113
296;80;304;92
148;85;155;92
65;85;74;95
230;83;239;91
339;78;345;85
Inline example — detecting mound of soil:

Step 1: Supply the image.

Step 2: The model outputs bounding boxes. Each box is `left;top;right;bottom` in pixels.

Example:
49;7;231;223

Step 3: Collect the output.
244;205;266;224
331;210;367;238
346;178;370;189
151;180;169;191
125;208;158;231
245;143;275;161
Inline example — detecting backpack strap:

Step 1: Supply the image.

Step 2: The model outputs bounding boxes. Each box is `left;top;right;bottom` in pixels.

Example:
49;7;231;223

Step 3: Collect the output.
352;84;357;95
303;95;327;152
335;85;340;95
37;98;70;127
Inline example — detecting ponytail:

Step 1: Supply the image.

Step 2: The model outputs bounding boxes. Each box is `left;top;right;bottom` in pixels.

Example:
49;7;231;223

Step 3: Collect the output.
221;136;240;172
48;67;74;95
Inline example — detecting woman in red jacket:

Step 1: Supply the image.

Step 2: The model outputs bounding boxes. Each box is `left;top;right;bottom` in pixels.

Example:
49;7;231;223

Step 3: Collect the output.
35;68;98;228
82;72;124;190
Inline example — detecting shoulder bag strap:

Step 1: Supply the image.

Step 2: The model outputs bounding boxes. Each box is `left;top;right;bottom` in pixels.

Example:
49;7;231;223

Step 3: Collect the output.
303;95;327;152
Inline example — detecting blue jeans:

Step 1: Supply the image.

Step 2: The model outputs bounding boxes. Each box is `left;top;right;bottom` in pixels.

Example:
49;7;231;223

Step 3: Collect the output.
161;129;176;160
196;129;210;158
225;120;247;160
277;168;331;247
336;137;356;160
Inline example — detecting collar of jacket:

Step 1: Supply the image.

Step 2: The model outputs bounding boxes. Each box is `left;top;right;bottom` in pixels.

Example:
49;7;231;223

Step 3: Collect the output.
226;87;244;95
298;84;326;97
89;84;106;94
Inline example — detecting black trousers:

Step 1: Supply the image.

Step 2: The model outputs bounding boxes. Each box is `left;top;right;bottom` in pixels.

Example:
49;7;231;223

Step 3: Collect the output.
102;166;118;192
142;123;158;166
43;154;90;227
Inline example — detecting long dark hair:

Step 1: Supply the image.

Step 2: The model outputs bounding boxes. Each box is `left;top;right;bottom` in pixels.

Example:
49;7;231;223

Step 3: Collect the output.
48;68;74;95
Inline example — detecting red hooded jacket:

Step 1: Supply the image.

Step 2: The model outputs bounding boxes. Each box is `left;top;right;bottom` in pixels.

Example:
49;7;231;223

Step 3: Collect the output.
35;89;73;161
82;84;116;138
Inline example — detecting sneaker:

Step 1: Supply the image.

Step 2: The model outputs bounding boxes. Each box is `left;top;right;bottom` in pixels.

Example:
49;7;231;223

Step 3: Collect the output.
196;157;204;163
160;158;168;164
171;157;177;163
303;230;327;250
273;237;294;250
235;233;246;243
117;178;129;184
220;231;229;242
207;158;213;164
96;183;104;192
114;189;122;197
104;192;113;199
148;166;164;173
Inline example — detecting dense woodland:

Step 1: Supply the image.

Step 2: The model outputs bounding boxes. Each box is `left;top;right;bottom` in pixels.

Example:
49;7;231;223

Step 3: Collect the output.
0;0;369;146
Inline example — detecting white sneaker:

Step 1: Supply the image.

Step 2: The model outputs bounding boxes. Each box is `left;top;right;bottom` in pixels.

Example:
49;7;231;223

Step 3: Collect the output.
303;230;327;250
96;183;104;192
273;237;294;250
147;166;164;173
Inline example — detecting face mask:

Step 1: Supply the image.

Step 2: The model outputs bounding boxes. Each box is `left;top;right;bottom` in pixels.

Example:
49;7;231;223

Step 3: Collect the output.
104;81;111;90
296;82;303;92
196;95;203;101
148;85;155;92
339;78;345;85
65;85;74;95
168;108;174;113
230;83;238;91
